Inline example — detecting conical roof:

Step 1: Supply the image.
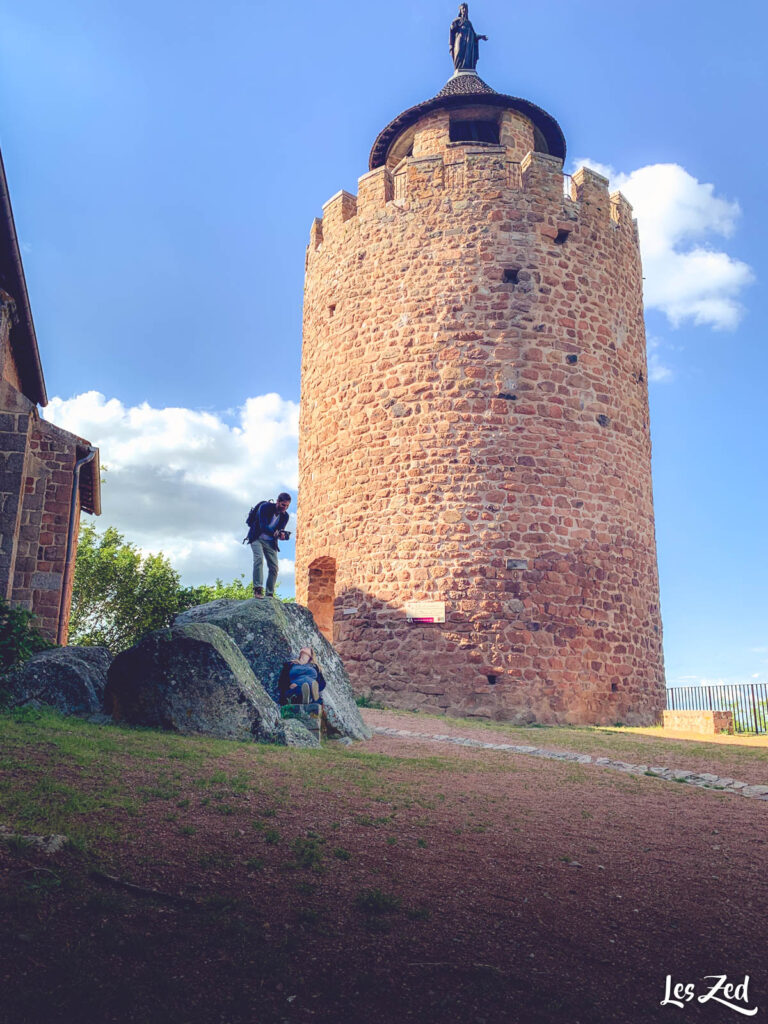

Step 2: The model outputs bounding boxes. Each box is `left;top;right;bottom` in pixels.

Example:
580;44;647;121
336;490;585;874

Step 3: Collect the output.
368;71;566;171
435;70;497;97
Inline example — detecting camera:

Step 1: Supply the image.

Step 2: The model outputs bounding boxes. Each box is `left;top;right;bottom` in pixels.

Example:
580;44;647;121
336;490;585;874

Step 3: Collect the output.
280;531;291;541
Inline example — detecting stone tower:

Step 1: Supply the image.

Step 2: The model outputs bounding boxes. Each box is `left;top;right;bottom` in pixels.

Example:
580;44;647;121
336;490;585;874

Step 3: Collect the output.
297;39;665;725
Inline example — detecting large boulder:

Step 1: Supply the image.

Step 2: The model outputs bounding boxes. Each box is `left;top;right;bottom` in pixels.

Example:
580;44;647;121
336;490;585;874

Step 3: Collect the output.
175;599;371;740
281;718;321;748
0;646;111;715
104;623;281;742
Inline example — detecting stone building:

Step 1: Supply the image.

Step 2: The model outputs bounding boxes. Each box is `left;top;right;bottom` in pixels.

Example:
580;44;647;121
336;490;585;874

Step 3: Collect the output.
0;148;100;643
297;54;665;724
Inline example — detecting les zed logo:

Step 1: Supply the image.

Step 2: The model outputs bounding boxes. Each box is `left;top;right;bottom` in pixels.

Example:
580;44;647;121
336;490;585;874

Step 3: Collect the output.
661;975;758;1016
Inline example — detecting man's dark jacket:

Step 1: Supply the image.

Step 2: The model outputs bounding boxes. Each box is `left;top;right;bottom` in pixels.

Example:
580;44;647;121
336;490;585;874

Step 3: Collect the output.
247;500;289;549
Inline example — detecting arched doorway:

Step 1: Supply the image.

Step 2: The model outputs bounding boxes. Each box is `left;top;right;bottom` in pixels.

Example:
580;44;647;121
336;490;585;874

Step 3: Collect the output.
307;557;336;643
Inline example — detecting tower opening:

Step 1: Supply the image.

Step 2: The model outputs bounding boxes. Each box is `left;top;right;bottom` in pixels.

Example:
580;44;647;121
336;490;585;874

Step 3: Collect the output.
307;557;336;643
449;119;500;144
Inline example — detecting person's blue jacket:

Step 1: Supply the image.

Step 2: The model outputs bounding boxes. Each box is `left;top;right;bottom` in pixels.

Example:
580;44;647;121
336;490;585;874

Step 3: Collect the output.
247;500;290;549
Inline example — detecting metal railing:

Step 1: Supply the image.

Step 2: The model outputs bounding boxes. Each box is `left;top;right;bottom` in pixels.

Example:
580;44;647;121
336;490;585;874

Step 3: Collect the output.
666;682;768;734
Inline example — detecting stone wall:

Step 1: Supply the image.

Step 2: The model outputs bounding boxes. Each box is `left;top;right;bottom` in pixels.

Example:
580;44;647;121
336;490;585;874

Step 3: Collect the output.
297;105;665;725
15;419;84;641
0;377;89;642
0;381;34;603
662;710;734;735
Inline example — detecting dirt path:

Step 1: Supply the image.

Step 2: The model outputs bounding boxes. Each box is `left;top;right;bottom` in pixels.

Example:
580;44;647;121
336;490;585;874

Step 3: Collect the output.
363;708;768;785
363;710;768;799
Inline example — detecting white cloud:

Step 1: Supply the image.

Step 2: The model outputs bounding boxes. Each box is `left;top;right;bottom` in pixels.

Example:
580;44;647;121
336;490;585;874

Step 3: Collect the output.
646;337;673;384
44;391;298;589
572;160;754;331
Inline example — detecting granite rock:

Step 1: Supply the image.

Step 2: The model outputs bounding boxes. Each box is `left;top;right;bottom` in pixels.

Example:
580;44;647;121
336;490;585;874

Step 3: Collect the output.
104;623;281;743
0;646;111;716
174;599;371;741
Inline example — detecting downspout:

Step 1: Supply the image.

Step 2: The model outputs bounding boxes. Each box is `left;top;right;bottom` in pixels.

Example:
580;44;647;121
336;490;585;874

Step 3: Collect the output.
56;447;96;645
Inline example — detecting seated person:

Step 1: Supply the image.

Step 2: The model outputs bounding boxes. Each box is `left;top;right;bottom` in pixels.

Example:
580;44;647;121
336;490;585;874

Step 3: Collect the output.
278;647;327;706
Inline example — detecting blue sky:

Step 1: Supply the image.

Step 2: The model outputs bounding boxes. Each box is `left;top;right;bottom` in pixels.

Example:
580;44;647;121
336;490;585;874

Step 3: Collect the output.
1;0;765;687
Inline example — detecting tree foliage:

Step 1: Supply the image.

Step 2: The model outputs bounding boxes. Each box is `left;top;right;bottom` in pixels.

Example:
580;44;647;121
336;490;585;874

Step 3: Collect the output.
178;575;253;608
70;524;293;653
69;524;182;652
178;576;293;607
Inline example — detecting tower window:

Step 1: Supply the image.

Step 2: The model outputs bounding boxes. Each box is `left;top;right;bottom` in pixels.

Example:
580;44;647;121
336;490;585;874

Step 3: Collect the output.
554;229;570;245
487;674;498;686
328;304;336;317
449;119;500;144
502;268;520;285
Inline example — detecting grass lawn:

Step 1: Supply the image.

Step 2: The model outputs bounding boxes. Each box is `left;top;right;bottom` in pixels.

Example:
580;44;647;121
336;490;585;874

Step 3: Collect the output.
1;706;766;1024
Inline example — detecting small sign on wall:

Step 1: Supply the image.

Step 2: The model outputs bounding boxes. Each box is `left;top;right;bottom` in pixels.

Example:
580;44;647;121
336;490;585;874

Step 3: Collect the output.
405;601;446;624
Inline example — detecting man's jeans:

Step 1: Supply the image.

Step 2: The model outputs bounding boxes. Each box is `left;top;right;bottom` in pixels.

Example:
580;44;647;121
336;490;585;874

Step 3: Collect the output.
250;539;279;596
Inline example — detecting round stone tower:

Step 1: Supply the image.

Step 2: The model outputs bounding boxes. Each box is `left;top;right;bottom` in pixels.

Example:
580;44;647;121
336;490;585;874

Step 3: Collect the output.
297;58;665;725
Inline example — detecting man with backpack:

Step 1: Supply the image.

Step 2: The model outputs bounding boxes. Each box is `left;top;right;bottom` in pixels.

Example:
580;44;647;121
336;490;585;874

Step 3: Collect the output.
245;493;291;597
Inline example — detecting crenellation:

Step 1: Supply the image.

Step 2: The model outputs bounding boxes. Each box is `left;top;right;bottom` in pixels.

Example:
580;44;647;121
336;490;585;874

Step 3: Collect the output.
311;152;638;259
309;217;323;250
357;166;393;215
571;166;611;225
402;154;444;202
321;190;358;241
521;150;565;200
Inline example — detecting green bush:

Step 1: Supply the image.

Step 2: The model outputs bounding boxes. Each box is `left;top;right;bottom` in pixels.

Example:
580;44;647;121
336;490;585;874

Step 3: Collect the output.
0;598;52;676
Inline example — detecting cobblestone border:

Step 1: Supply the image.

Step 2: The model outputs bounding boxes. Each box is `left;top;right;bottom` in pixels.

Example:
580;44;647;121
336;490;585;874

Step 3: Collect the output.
0;824;68;853
372;727;768;801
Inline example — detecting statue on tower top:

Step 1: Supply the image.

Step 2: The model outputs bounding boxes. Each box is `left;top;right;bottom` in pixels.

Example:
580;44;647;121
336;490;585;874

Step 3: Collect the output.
449;4;487;72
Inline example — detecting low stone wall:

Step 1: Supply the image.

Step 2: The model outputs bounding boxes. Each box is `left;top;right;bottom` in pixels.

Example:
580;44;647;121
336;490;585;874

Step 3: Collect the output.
662;710;734;735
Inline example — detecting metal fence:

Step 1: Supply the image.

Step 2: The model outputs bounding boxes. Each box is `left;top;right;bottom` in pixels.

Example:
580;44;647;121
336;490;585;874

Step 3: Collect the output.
666;682;768;734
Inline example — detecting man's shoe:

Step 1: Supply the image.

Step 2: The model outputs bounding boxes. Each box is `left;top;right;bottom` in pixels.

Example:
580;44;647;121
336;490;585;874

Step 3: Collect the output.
311;680;320;702
253;586;264;598
301;682;311;705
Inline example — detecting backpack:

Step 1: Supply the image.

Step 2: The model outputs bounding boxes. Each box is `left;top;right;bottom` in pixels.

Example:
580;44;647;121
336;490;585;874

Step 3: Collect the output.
243;501;266;544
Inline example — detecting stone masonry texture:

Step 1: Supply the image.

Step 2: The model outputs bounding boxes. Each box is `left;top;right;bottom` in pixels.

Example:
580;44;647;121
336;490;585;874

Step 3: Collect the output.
0;340;91;644
297;99;665;726
662;710;734;735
